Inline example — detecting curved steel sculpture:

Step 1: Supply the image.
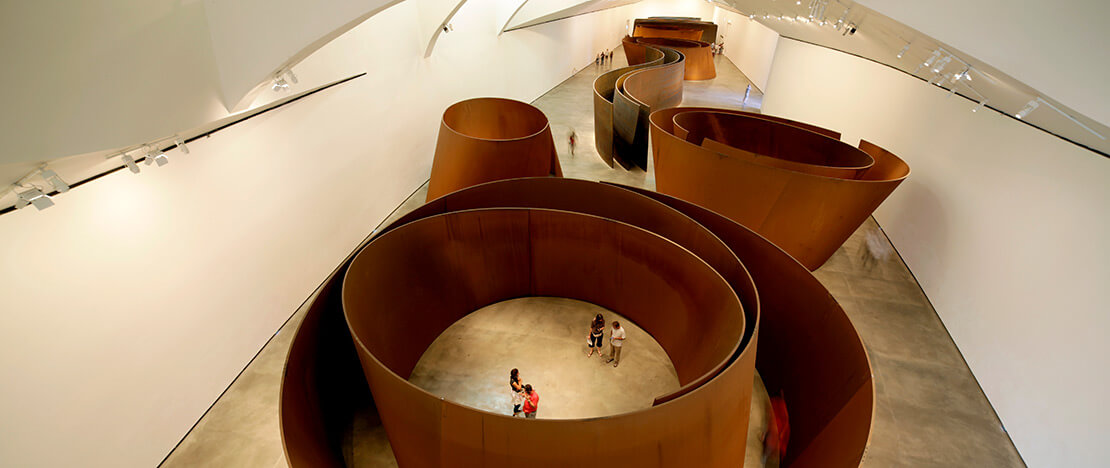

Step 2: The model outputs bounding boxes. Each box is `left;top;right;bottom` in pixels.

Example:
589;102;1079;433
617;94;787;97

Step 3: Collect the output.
593;45;684;170
650;107;910;270
624;36;715;80
426;97;561;201
280;177;875;467
633;18;718;43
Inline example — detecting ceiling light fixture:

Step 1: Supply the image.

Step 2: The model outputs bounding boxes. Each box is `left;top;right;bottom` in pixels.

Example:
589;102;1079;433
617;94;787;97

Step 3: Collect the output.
174;136;190;154
16;187;54;211
41;169;70;193
932;55;951;74
972;100;988;113
144;148;169;167
272;76;290;92
1015;99;1039;119
121;154;140;173
896;44;910;59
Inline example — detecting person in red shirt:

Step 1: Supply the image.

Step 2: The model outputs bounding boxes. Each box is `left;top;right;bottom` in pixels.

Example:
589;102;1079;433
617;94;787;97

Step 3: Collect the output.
522;384;540;419
761;390;790;466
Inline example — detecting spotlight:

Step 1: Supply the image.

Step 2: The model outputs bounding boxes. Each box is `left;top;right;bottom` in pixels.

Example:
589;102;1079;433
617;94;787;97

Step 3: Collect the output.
972;100;987;113
285;69;299;84
174;137;190;154
16;187;54;210
122;154;140;173
41;169;69;193
1015;99;1039;119
932;55;951;74
796;0;801;4
922;50;941;67
144;149;169;167
272;77;290;92
896;44;909;59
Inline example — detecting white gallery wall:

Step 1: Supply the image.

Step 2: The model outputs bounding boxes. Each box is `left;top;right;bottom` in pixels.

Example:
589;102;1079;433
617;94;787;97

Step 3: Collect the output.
760;38;1109;467
711;7;779;91
0;0;715;466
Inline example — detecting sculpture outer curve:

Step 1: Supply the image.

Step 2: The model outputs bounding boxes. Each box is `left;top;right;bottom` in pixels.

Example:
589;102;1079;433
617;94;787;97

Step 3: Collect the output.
593;45;684;169
426;97;562;201
650;107;910;270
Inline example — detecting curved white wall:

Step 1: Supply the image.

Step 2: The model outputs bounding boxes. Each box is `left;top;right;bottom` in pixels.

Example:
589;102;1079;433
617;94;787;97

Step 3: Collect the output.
761;38;1110;468
0;0;712;466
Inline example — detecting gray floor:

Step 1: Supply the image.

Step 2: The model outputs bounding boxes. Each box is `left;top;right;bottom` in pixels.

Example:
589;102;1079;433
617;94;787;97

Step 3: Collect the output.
161;50;1025;467
410;298;680;420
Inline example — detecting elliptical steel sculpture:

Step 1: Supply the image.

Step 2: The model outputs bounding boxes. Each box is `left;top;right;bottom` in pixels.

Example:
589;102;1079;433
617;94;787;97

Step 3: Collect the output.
633;17;718;43
650;107;910;270
426;97;561;201
280;177;875;467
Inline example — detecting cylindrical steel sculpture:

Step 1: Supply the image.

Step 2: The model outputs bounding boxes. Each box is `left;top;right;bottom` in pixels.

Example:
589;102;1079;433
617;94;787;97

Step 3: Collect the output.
426;98;561;201
280;177;875;468
650;107;910;270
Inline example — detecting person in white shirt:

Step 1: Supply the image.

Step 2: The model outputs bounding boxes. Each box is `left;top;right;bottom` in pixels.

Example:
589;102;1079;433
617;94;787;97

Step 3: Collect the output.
606;321;626;367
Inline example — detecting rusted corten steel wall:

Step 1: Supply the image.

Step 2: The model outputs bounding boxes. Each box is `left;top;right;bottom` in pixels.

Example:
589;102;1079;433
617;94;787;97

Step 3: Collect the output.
280;178;875;468
633;18;718;43
624;36;715;80
650;107;910;270
594;44;684;170
425;98;561;201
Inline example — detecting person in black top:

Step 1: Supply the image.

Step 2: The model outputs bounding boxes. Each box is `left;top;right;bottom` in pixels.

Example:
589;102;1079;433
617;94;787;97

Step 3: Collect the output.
586;313;605;358
510;368;525;416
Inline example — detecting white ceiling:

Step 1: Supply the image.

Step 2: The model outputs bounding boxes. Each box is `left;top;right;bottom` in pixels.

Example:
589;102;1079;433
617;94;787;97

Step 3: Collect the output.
717;0;1110;156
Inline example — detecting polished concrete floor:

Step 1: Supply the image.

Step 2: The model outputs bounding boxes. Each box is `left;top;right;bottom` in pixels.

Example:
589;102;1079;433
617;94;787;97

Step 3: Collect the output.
161;49;1025;467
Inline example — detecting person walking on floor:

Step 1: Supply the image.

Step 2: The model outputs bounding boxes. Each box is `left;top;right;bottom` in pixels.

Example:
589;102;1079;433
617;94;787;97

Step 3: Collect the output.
586;313;605;357
522;384;540;419
568;129;577;156
510;368;525;417
606;321;626;367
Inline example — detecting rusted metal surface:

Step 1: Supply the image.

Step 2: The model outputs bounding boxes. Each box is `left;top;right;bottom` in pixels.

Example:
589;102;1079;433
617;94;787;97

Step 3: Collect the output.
281;177;875;468
626;36;715;80
616;185;874;468
634;18;718;43
344;208;747;466
650;107;910;270
426;98;562;201
594;43;683;170
632;24;704;41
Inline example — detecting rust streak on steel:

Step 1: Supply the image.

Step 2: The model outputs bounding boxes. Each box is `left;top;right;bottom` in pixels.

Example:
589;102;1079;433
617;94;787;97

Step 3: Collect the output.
650;107;910;270
280;177;875;468
426;97;561;201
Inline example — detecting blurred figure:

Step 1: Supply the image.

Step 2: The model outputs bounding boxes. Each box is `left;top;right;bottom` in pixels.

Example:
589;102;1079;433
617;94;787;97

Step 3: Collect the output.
860;227;892;270
608;50;613;62
568;129;577;156
586;313;605;357
761;390;790;467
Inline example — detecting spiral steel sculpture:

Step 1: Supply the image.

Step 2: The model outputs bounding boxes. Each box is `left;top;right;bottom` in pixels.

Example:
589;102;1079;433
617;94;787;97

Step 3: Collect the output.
650;107;910;270
633;18;718;43
280;175;875;467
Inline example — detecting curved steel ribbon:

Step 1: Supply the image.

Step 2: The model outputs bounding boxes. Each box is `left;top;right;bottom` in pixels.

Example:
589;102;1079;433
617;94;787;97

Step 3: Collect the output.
280;177;875;468
650;107;910;270
625;36;715;80
426;97;562;201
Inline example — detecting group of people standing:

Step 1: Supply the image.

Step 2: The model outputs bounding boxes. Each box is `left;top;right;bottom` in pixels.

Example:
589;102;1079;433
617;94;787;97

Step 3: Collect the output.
595;50;614;65
506;314;628;419
586;313;625;367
